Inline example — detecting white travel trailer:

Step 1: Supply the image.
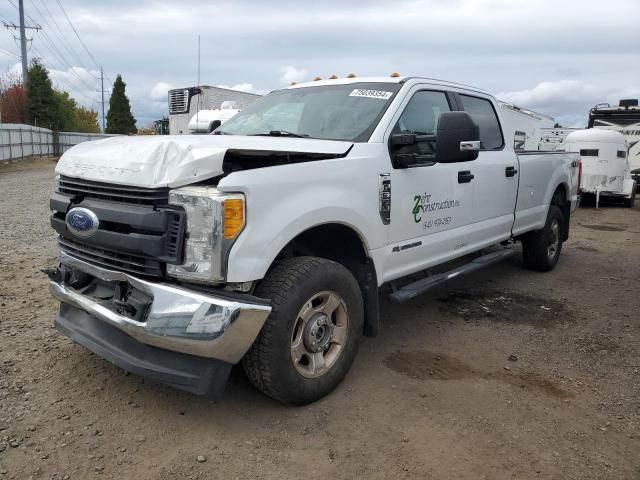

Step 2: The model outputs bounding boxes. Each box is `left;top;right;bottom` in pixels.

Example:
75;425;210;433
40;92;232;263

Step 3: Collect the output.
187;102;240;134
564;129;636;207
589;99;640;186
498;102;555;151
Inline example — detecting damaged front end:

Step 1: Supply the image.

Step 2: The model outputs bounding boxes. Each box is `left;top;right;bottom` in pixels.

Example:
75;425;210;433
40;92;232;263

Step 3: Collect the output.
46;253;271;396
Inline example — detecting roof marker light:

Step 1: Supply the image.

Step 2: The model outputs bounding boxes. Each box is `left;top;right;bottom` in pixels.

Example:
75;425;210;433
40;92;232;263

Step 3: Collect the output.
390;72;400;78
346;73;356;78
313;76;322;81
329;75;338;79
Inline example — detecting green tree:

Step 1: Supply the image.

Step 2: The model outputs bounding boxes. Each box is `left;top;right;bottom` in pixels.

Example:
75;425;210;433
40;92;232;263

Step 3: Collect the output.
53;90;78;131
106;74;136;134
74;106;100;133
26;59;58;129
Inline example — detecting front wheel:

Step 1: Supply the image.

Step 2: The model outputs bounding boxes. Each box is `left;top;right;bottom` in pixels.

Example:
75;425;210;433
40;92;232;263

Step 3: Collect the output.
521;205;564;272
242;256;364;405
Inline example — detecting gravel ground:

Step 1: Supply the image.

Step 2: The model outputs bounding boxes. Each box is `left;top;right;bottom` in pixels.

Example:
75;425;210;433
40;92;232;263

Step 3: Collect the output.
0;157;639;480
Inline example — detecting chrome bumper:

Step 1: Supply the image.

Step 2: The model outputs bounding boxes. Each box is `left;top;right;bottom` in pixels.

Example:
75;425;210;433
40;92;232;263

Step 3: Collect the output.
49;252;271;364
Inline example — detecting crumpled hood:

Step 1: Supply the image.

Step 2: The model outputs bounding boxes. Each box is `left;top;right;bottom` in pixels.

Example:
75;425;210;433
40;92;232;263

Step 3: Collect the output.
56;135;353;188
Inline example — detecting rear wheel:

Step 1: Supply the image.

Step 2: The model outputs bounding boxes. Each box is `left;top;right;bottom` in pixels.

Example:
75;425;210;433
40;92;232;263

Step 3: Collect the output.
522;205;564;272
623;182;637;208
243;256;363;405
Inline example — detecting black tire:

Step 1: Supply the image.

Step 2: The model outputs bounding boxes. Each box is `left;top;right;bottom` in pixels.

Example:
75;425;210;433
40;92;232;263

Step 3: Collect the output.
242;256;364;405
521;205;564;272
623;182;636;208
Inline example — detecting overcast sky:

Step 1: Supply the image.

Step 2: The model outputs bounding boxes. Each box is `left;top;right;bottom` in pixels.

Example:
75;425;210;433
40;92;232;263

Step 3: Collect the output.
0;0;638;128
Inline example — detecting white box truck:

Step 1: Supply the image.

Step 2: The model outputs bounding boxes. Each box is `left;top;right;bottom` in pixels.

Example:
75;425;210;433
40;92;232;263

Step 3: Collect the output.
168;86;260;134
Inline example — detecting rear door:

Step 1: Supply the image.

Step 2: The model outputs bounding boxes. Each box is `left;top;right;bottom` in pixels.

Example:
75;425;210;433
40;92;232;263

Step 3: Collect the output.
457;93;518;249
383;87;475;282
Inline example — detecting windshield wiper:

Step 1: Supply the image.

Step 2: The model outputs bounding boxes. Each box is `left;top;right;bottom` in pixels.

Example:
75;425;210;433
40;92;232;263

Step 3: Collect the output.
253;130;309;138
212;130;229;135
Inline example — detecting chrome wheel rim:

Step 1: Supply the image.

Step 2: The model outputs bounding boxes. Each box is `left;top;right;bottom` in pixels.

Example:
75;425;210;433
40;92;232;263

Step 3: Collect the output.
547;219;560;259
290;291;349;379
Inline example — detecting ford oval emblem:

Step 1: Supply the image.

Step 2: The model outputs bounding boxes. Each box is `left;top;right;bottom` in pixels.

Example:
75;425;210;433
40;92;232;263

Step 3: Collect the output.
65;207;100;237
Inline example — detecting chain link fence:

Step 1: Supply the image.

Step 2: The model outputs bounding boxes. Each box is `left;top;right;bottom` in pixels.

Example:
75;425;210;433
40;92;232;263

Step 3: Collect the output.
0;123;118;163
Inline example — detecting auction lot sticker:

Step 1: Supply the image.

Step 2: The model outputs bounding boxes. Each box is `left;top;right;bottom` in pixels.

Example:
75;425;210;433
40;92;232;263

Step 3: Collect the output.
349;89;393;100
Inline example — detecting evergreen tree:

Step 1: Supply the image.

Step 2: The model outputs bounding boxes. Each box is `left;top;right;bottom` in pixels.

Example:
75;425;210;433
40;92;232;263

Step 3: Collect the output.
26;59;58;129
105;74;136;134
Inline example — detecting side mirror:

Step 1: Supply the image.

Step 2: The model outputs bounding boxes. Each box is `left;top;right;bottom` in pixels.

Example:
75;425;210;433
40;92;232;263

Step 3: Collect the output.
435;111;480;163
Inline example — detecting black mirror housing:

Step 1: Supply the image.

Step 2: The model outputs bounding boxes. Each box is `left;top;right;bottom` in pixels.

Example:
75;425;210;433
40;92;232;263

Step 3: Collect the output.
435;111;480;163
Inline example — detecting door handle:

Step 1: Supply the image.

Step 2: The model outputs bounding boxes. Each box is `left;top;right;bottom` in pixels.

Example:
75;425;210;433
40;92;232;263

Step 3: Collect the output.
458;170;474;183
505;166;518;177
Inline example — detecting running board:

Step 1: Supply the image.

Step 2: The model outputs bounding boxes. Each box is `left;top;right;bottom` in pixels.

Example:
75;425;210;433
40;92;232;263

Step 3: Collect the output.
388;249;516;304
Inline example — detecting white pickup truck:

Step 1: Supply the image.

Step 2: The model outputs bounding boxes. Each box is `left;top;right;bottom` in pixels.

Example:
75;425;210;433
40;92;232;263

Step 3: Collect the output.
47;76;580;404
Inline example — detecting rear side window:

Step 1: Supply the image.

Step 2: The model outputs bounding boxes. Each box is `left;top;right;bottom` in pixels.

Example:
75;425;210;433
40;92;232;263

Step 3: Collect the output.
617;150;626;158
459;94;504;150
580;149;599;156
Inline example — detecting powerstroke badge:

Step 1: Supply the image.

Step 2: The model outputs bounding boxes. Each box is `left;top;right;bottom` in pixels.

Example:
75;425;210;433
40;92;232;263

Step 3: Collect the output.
349;89;393;100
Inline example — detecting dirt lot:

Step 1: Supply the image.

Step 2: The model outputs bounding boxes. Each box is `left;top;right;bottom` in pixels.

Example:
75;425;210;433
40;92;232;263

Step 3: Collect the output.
1;157;639;480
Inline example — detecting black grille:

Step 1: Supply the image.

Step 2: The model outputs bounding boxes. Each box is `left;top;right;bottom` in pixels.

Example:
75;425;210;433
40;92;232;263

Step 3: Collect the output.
58;176;169;206
59;237;163;278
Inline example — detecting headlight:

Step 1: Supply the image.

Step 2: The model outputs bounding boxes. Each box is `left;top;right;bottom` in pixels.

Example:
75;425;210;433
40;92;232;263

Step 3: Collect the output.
167;186;245;284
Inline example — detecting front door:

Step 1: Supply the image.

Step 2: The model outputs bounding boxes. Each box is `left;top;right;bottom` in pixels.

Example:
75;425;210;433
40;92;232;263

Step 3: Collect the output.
383;88;475;283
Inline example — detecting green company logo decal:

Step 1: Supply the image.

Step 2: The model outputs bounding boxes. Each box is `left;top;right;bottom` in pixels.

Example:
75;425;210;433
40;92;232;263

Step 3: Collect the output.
412;195;423;223
412;193;461;225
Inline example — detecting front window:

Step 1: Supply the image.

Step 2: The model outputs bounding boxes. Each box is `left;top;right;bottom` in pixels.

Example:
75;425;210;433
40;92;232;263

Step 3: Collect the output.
215;82;401;142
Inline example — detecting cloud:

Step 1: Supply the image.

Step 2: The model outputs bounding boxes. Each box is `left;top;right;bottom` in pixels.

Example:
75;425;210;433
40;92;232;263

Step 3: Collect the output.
498;81;599;111
0;0;638;127
150;82;175;101
216;82;263;94
280;66;307;86
498;80;638;128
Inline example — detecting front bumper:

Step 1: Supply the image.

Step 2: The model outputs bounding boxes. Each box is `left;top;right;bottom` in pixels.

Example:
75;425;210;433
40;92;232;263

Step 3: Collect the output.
49;252;271;393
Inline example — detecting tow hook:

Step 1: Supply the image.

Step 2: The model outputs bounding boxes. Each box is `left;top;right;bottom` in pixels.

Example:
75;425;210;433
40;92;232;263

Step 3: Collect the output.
41;267;63;282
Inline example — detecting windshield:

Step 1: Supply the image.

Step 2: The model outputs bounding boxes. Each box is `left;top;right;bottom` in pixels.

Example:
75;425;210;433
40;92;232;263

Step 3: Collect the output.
215;82;401;142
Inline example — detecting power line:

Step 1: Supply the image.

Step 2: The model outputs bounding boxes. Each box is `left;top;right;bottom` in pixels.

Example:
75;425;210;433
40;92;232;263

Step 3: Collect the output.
6;0;101;92
31;43;96;104
31;28;97;91
30;0;96;77
0;46;20;60
54;0;101;70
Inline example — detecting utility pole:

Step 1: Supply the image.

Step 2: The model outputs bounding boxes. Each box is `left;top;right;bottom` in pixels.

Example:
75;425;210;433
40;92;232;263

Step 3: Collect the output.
101;67;106;133
3;0;41;89
17;0;27;86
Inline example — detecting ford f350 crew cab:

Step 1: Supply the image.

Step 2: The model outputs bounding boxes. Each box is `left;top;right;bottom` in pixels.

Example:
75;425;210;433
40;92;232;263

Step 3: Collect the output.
47;76;580;404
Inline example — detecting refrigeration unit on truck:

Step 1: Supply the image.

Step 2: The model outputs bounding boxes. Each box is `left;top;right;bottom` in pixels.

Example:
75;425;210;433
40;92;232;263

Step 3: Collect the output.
47;75;580;405
564;129;636;208
498;101;555;151
589;99;640;186
168;85;260;134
